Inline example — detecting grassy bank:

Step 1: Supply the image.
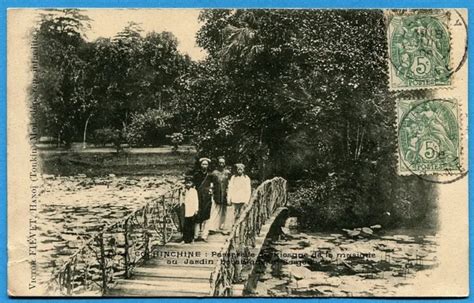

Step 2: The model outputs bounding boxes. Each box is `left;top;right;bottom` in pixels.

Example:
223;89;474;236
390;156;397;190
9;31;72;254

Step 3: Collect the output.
39;148;196;176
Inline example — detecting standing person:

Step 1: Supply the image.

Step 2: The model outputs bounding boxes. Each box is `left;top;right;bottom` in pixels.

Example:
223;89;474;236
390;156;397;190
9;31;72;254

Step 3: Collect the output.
193;157;214;241
208;156;231;234
182;176;198;244
228;163;252;222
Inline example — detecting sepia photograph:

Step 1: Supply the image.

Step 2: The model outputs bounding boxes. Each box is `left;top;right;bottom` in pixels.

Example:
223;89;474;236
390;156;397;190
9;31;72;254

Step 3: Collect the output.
7;8;468;297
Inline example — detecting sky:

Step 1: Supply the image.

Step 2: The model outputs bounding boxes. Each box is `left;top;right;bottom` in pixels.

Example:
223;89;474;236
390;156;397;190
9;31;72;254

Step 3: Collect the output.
83;9;206;60
33;9;207;61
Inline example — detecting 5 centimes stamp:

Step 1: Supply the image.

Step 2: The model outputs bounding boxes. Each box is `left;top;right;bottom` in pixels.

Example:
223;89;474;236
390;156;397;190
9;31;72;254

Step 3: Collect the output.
398;99;462;175
388;11;451;90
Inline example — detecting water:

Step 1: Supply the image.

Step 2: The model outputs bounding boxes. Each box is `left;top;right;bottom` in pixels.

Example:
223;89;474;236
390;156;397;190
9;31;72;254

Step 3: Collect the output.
253;228;438;296
36;177;439;297
37;174;181;284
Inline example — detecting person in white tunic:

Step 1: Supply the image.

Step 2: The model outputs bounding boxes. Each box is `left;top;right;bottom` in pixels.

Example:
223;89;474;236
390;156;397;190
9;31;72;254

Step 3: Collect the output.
227;163;252;224
182;176;199;243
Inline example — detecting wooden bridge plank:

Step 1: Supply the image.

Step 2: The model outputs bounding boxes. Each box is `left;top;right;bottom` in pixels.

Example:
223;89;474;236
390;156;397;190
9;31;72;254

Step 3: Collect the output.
132;266;211;279
108;279;209;296
108;177;288;297
108;289;209;297
109;217;283;297
110;233;223;296
115;278;210;290
132;274;209;284
109;291;209;297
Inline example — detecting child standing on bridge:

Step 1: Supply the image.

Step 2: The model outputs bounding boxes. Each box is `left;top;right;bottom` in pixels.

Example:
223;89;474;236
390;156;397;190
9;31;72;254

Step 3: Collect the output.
182;176;199;244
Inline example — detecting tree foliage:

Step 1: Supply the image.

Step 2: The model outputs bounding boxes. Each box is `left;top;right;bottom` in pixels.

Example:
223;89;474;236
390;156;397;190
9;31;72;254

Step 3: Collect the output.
34;12;191;147
34;9;92;146
181;9;437;228
33;9;437;228
124;108;173;147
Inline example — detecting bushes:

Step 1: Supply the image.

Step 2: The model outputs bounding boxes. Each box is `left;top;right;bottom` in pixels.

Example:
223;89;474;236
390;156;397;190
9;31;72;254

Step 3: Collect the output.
289;171;438;231
89;109;182;149
289;181;377;230
124;109;173;147
289;177;351;230
92;127;122;148
170;132;184;151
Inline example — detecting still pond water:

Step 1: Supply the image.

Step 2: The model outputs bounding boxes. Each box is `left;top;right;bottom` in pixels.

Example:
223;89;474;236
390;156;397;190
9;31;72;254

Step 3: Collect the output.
37;175;438;296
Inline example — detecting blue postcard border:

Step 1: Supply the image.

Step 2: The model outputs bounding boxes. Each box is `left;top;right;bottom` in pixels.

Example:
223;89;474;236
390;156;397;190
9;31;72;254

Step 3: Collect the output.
0;1;471;302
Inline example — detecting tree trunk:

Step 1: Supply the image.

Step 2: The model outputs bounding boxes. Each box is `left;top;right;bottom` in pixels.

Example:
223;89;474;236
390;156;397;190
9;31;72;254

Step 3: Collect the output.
258;127;267;182
82;114;92;149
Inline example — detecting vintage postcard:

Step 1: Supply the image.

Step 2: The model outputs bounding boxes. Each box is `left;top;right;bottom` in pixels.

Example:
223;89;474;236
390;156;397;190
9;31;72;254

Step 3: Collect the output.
7;8;468;297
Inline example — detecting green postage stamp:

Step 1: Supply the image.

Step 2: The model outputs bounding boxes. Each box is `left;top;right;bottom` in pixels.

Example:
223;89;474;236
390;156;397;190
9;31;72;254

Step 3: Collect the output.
397;99;462;175
388;12;451;90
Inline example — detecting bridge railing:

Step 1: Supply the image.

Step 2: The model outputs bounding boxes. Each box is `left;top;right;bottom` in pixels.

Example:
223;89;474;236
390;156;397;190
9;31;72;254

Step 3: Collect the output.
44;186;184;296
209;177;287;296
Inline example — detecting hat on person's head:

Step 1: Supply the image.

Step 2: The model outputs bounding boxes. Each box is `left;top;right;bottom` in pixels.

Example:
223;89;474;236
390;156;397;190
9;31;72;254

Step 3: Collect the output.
184;175;193;183
235;163;245;170
199;157;211;164
217;156;225;161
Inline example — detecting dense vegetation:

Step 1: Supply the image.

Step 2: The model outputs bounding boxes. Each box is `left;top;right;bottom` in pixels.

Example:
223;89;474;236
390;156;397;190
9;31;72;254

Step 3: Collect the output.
33;9;437;229
34;10;191;148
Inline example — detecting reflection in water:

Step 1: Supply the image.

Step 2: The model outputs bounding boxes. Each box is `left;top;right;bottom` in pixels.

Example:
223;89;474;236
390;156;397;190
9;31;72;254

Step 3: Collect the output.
254;229;438;297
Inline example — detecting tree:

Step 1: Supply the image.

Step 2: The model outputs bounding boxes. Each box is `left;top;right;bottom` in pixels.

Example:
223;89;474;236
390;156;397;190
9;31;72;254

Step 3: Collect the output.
183;9;436;228
139;32;192;112
35;18;192;149
106;22;145;132
86;25;191;148
34;9;92;147
124;108;173;147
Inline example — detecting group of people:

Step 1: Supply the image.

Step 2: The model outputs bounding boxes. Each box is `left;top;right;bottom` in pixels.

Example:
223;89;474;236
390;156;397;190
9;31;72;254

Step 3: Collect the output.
181;156;252;243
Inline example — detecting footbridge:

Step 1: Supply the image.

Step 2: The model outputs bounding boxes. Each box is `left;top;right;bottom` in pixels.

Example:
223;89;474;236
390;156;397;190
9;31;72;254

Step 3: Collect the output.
45;177;288;296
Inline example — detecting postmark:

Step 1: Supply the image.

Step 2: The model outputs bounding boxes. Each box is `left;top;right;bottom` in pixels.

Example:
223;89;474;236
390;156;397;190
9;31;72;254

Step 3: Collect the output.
388;12;452;90
397;98;463;176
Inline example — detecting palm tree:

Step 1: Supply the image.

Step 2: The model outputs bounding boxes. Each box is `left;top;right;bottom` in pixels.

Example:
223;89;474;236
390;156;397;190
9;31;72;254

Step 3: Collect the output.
219;12;264;62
